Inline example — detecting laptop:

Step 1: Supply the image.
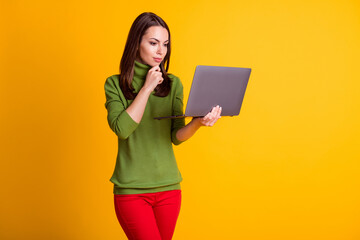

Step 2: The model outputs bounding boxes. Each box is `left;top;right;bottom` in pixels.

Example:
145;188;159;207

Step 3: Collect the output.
153;64;252;120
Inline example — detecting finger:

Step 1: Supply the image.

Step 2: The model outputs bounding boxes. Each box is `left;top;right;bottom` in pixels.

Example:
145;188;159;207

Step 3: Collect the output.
209;106;221;126
208;109;215;118
214;108;221;122
216;106;222;119
213;105;220;113
154;65;161;72
150;65;161;72
203;113;210;121
211;106;219;118
209;115;218;126
216;106;221;117
213;105;219;115
208;113;217;126
205;107;215;123
201;113;211;124
205;111;215;126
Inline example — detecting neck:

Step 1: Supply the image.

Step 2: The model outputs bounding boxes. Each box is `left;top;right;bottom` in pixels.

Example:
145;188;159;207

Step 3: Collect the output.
134;59;151;79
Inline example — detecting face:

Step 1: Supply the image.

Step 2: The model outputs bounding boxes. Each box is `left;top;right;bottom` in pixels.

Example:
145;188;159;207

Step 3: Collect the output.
136;26;169;67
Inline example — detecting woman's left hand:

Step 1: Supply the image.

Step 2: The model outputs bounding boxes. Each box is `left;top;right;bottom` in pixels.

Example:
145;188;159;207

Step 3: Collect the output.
192;105;222;127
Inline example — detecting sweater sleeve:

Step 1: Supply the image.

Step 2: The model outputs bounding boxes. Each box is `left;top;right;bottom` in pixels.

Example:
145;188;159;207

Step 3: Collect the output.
104;76;139;140
171;77;186;145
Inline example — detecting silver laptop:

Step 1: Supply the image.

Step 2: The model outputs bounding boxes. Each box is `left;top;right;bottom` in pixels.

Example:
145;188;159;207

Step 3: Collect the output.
154;64;251;120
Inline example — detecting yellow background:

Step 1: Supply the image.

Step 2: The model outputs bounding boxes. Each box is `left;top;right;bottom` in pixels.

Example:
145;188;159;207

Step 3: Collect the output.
1;0;359;239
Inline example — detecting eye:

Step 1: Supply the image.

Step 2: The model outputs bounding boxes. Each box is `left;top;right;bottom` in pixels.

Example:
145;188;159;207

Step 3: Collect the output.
150;42;156;46
164;43;168;47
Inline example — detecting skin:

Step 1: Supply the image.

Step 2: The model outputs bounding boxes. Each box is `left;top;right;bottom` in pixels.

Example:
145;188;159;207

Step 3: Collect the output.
127;26;221;142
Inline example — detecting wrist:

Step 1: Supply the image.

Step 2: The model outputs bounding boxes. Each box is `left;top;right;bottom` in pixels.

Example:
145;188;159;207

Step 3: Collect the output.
191;117;203;127
140;86;153;95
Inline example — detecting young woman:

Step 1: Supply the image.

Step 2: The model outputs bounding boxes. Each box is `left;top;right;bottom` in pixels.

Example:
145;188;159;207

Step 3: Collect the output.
104;12;221;240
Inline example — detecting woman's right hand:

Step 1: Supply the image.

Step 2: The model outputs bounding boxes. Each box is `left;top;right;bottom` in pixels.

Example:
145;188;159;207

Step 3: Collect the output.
142;65;163;92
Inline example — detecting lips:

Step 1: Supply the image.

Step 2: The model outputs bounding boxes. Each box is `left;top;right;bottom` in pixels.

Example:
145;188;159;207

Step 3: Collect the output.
154;58;162;62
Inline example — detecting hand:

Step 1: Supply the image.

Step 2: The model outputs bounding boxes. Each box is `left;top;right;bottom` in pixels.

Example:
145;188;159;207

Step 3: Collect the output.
143;65;163;92
193;105;222;127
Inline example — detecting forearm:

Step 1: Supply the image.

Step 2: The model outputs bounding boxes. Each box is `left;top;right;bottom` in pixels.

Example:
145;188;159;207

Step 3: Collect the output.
175;118;202;142
126;87;152;123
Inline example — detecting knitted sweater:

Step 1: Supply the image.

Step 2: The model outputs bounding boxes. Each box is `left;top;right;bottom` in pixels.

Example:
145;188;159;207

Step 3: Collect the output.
104;60;186;194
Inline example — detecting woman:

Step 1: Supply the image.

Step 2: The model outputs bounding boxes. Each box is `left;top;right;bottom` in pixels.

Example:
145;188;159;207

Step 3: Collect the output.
104;12;221;240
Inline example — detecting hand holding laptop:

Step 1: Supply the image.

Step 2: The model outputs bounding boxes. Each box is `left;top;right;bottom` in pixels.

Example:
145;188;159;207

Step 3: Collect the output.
192;105;222;127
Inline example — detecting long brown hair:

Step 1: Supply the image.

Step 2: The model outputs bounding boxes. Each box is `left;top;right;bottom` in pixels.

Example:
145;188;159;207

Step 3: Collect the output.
119;12;172;100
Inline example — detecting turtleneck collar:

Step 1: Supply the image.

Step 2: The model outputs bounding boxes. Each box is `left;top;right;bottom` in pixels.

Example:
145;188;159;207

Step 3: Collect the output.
134;59;151;79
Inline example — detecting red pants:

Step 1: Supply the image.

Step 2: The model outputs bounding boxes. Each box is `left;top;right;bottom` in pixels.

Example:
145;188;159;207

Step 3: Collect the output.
114;190;182;240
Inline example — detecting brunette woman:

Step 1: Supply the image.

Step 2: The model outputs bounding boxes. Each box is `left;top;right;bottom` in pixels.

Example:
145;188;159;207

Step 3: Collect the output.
104;12;221;240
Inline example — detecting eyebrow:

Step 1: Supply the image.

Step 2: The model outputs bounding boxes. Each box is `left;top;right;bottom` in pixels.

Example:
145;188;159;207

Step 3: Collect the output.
150;38;169;43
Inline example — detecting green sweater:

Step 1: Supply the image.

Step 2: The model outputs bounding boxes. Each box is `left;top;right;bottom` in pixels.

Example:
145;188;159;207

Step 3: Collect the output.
104;60;186;194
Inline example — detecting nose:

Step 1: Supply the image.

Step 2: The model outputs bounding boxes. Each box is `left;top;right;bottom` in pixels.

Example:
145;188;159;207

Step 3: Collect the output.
157;45;164;56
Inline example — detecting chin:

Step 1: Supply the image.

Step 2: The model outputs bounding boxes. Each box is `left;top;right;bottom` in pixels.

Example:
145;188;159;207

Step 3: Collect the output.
144;60;155;67
143;58;161;67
